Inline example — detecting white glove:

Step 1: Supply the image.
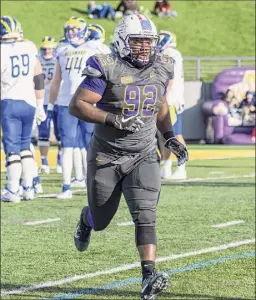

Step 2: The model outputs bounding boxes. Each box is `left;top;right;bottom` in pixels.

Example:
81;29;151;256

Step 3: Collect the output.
36;103;47;125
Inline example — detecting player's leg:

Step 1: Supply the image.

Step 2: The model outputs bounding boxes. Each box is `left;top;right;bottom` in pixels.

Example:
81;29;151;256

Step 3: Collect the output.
1;100;22;203
57;106;78;199
30;142;43;194
37;105;50;174
122;152;168;299
74;148;122;251
20;102;37;200
160;105;177;179
170;112;187;180
80;121;94;180
71;125;86;188
53;104;62;173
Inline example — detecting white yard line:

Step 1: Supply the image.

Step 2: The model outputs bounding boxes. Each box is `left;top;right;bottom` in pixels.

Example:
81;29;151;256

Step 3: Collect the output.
1;238;255;297
23;218;61;226
118;221;134;226
163;174;255;184
208;171;225;175
212;220;245;228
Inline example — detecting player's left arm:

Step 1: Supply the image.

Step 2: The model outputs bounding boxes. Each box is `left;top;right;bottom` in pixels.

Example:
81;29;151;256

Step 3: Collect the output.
157;94;188;165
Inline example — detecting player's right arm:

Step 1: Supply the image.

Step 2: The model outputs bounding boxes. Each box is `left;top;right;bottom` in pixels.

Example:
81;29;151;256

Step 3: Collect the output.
34;58;46;124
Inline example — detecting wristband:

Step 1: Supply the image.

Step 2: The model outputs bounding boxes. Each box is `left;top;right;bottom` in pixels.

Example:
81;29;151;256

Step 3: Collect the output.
163;131;175;140
105;113;116;128
47;103;54;111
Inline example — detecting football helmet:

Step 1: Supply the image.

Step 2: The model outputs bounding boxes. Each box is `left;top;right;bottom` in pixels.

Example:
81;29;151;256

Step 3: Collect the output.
40;36;57;59
158;30;177;52
87;24;105;42
64;16;88;45
0;16;20;40
114;14;158;68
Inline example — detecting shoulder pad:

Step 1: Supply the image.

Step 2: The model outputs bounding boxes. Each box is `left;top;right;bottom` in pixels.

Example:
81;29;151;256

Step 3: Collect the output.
157;53;175;65
82;65;102;78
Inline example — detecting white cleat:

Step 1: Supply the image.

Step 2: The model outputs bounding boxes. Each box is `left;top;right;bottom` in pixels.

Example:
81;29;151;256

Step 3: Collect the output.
57;189;72;199
39;165;50;175
1;190;21;203
18;185;24;197
1;187;8;196
23;187;34;200
56;164;62;174
71;178;86;188
170;168;187;180
161;167;172;180
34;183;43;194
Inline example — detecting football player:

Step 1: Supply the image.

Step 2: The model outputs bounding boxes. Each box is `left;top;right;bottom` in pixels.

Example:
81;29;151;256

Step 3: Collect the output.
86;23;111;54
48;17;96;199
1;16;45;202
38;36;62;174
157;30;187;179
69;14;188;299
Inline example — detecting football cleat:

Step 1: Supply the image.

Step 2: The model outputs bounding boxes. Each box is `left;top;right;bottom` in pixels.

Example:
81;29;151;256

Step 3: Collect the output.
71;178;86;188
74;207;92;252
22;187;34;200
170;168;187;180
56;164;62;174
140;272;169;300
34;183;43;194
39;165;50;175
1;189;21;203
57;185;72;199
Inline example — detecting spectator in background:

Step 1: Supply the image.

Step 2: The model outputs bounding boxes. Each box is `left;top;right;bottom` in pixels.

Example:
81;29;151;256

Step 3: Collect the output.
151;0;177;17
115;0;139;16
87;1;116;20
239;91;256;125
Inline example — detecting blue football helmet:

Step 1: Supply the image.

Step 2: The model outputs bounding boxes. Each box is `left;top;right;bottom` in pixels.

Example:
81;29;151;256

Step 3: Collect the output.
87;24;106;42
1;16;20;39
64;16;88;45
157;30;177;52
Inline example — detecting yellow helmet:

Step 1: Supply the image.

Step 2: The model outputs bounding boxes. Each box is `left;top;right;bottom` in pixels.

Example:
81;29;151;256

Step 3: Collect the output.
64;16;88;44
158;30;177;50
0;16;20;39
40;36;57;49
87;24;106;42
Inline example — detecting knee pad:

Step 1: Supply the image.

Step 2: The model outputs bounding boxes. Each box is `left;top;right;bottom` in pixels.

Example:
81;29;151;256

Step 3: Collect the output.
37;138;50;147
6;153;21;167
136;226;156;246
132;209;156;227
20;150;33;160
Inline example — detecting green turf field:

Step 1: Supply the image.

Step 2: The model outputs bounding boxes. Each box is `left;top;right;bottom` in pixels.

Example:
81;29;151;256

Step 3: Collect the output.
1;146;255;299
1;1;255;57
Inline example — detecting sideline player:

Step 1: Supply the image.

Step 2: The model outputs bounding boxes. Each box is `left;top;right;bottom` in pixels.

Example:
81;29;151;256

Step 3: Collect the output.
69;14;188;299
38;36;62;174
1;16;45;202
157;30;187;179
48;17;96;199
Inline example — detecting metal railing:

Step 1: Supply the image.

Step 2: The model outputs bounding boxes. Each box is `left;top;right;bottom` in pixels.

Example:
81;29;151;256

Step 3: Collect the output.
183;57;255;81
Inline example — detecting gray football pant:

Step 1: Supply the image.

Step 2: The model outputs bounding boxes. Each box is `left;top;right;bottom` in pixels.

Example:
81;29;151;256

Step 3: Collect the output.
84;152;161;245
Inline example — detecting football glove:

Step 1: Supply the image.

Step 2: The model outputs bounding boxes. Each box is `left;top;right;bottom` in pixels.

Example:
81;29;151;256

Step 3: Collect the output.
36;104;47;126
164;137;188;166
105;113;144;133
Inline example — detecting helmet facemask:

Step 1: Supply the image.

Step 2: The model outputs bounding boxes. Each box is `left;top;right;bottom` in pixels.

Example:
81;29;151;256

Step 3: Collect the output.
64;25;87;45
40;47;55;60
119;34;159;68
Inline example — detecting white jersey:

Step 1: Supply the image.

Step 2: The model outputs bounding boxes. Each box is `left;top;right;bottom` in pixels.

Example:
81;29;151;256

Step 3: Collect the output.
56;42;98;106
1;40;38;107
86;40;111;54
164;47;185;113
39;56;57;105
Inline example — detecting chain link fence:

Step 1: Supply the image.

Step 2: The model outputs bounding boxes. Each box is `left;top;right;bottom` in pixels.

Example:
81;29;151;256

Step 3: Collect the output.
183;57;255;82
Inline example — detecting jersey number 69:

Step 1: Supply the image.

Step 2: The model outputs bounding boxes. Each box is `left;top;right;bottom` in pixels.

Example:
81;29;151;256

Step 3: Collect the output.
10;54;29;78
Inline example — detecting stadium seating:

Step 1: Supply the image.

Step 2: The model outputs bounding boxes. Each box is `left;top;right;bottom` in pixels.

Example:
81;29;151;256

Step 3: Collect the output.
202;67;255;145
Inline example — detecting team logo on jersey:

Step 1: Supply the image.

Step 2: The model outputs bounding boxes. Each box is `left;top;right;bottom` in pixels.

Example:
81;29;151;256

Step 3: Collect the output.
121;76;134;84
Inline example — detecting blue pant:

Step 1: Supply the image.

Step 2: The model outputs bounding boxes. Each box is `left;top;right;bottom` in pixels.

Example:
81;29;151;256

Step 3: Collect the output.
1;100;35;154
38;105;60;142
80;121;94;150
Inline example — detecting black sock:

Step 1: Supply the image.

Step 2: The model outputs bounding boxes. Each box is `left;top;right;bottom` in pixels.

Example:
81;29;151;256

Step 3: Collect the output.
141;260;155;280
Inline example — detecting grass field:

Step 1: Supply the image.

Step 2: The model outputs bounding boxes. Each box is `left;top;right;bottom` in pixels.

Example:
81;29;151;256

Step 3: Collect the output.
1;1;255;57
1;146;255;300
